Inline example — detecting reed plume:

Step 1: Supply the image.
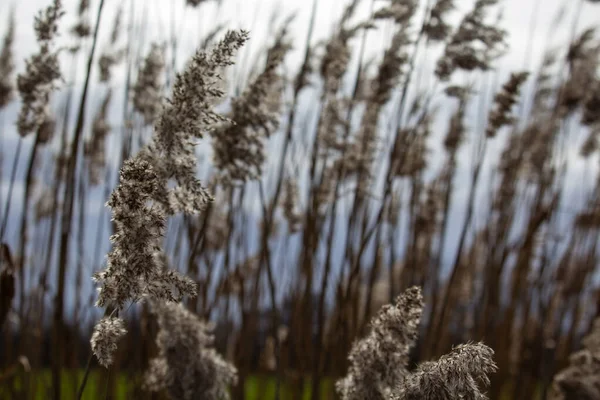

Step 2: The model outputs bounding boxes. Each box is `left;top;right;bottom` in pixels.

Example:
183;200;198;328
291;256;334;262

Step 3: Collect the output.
16;0;64;136
91;30;249;366
0;10;15;109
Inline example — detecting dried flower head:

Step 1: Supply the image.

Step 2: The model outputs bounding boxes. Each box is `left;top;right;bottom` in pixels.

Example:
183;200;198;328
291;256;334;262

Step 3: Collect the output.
148;30;248;212
392;342;497;399
85;90;112;185
435;0;506;80
211;26;289;183
36;110;56;144
91;31;248;366
338;287;497;400
0;11;15;108
144;300;237;400
71;20;91;39
132;43;165;125
90;316;127;368
320;0;373;94
71;0;91;38
347;1;416;190
92;158;195;310
337;287;424;400
560;29;600;119
281;178;302;232
98;51;124;83
486;71;528;138
549;318;600;400
17;0;64;136
424;0;455;42
34;0;63;42
392;117;431;177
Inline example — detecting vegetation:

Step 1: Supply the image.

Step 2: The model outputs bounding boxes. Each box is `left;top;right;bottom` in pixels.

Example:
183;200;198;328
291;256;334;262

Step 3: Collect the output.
1;0;600;398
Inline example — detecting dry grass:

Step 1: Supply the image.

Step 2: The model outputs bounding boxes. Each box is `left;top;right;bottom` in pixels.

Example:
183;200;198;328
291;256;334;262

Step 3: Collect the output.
1;0;600;399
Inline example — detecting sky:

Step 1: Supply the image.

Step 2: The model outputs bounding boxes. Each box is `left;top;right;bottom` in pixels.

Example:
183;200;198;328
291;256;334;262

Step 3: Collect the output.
4;0;600;79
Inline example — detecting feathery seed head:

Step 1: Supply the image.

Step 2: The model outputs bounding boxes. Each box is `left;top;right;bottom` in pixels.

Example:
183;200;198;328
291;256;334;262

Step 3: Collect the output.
550;318;600;400
435;0;506;80
17;0;63;137
486;71;528;138
144;300;237;400
90;317;127;368
133;43;165;125
0;11;15;108
336;287;424;400
424;0;455;41
394;342;497;400
210;27;288;183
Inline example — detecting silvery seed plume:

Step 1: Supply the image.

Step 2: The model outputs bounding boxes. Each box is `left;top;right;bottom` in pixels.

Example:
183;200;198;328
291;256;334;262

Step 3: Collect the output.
337;287;424;400
17;0;64;136
71;0;91;38
37;110;56;144
424;0;454;42
392;342;497;400
91;31;248;367
392;115;431;177
530;49;558;115
560;28;600;118
344;0;417;192
338;287;497;400
210;24;290;184
372;0;418;24
549;318;600;400
132;43;165;126
320;0;373;95
281;178;302;233
98;8;125;83
90;317;127;368
0;10;15;109
317;1;372;160
142;30;248;213
435;0;506;80
144;300;237;400
486;71;528;138
85;89;112;185
92;158;183;311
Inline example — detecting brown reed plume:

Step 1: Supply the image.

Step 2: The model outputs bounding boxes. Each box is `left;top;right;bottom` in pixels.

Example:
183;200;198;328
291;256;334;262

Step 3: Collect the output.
0;10;15;109
337;287;497;400
91;29;249;367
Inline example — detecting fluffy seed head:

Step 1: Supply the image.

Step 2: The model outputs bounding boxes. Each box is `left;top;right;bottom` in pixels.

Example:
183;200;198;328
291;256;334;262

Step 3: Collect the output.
90;317;127;368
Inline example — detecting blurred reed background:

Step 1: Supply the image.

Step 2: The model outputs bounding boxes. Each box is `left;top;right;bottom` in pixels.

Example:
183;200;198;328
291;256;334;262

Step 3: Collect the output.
1;0;600;398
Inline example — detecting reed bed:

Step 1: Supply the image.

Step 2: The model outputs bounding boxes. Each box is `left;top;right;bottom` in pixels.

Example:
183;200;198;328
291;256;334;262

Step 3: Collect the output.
1;0;600;399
